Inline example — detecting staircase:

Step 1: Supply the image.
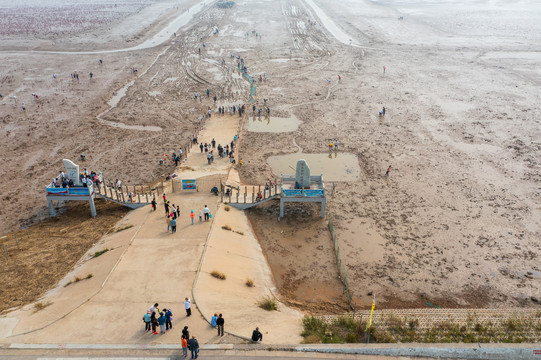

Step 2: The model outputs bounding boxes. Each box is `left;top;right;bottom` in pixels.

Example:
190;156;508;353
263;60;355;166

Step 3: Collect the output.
95;184;156;209
227;194;280;210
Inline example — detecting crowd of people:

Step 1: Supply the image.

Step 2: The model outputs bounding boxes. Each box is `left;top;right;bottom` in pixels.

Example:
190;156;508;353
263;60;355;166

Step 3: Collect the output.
50;168;102;188
143;300;262;358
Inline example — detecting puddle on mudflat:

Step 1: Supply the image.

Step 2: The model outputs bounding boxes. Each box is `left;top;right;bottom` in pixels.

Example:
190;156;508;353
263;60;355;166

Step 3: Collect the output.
99;119;162;132
267;152;361;182
108;80;135;107
247;115;302;133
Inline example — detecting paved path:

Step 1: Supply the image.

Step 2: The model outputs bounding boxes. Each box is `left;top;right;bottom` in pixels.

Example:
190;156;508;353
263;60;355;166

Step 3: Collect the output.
0;114;302;346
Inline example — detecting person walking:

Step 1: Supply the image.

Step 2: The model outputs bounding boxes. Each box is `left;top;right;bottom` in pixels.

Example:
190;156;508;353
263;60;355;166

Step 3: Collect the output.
167;215;172;232
211;313;218;328
171;217;177;233
216;313;224;336
385;165;391;177
165;308;173;330
151;311;158;334
199;143;204;153
251;327;263;342
181;335;188;358
203;205;210;221
151;198;156;211
143;310;151;332
158;312;166;334
382;106;386;116
188;336;199;359
184;297;192;316
164;200;170;215
190;210;195;225
198;209;203;222
182;325;190;340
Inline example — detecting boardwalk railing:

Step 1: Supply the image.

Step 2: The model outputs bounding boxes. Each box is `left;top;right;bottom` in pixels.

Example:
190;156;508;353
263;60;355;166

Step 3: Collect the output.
95;182;162;207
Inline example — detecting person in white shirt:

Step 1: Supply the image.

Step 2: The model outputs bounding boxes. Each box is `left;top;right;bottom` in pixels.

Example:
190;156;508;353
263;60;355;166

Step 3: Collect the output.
149;303;159;314
203;206;210;221
184;297;191;316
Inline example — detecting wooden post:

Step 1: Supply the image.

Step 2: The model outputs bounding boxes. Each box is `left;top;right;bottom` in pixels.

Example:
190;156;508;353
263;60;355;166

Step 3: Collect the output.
115;189;119;201
146;193;149;203
252;186;255;203
244;186;247;203
220;179;223;202
3;244;8;260
229;189;232;203
138;194;141;203
236;189;239;203
259;185;262;199
121;192;125;202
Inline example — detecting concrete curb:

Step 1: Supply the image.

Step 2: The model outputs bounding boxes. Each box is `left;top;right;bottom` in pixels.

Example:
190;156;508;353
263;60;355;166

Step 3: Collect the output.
2;343;540;359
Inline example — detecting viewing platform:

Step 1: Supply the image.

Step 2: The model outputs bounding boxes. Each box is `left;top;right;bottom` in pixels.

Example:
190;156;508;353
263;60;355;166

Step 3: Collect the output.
224;159;326;218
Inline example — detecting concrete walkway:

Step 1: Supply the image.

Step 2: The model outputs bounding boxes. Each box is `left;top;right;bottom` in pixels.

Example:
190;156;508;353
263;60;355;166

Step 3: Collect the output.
0;114;302;346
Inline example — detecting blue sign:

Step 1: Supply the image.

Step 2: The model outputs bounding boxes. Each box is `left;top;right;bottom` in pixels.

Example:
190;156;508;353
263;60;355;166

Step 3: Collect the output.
182;179;197;190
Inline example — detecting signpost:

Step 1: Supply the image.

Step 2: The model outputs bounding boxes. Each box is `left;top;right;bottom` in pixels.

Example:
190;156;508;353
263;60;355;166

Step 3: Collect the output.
182;179;197;190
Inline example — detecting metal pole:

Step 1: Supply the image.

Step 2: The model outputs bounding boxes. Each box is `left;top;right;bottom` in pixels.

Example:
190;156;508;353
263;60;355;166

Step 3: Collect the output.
14;234;19;249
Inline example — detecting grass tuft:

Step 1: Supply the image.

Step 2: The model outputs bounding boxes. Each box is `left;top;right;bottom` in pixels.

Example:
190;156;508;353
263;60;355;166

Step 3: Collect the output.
224;205;231;211
245;278;255;287
210;270;226;280
92;248;109;258
257;296;278;311
115;224;134;232
222;225;232;231
33;301;52;313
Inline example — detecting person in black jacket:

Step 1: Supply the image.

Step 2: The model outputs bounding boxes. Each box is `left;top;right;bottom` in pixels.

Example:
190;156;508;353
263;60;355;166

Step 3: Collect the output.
188;336;199;359
216;313;224;336
251;327;262;342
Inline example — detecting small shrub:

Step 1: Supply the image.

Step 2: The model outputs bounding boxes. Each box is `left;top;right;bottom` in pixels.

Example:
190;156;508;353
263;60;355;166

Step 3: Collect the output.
257;296;278;311
92;248;109;258
63;281;73;288
233;230;244;235
224;205;230;211
33;301;52;313
221;225;231;231
210;270;226;280
86;273;93;279
245;278;255;287
74;276;82;282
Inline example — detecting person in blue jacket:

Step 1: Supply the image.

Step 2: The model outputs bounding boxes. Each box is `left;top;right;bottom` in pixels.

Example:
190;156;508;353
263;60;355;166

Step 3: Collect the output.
211;313;218;327
143;310;151;331
165;308;173;330
157;312;166;334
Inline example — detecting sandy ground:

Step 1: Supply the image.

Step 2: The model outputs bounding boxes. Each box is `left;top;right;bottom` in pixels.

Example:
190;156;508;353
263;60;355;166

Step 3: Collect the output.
1;0;540;321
